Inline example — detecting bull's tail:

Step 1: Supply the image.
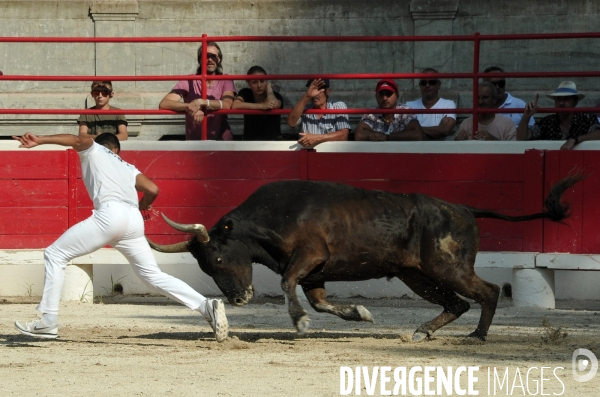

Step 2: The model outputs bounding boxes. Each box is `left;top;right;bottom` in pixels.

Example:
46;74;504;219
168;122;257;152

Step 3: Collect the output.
468;173;586;222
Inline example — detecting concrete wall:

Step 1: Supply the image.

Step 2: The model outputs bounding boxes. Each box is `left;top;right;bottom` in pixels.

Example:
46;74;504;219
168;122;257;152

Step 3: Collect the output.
1;0;600;139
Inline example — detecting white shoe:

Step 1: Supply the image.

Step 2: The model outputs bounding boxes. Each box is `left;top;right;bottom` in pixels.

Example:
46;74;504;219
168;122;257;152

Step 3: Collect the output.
203;299;228;343
15;317;58;339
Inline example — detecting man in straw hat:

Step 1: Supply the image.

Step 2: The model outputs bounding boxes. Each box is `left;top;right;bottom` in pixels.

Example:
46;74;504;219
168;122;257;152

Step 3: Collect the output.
517;81;600;150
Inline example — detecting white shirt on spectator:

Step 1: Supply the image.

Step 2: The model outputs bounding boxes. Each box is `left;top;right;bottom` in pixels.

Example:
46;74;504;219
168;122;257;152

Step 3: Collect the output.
499;92;534;127
405;98;457;127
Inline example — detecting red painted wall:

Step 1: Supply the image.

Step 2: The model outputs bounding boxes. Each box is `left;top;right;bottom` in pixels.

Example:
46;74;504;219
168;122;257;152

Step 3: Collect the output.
0;149;593;253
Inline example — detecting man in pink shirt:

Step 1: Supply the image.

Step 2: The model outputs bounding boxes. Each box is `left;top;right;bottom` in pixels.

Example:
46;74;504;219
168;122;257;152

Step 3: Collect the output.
455;82;516;141
159;42;236;140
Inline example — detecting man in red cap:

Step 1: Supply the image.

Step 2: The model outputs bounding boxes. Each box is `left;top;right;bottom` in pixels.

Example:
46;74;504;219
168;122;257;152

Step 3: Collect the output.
355;79;422;141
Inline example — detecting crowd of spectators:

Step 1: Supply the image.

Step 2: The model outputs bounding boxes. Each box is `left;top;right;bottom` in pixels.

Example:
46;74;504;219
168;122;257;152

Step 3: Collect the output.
76;42;600;150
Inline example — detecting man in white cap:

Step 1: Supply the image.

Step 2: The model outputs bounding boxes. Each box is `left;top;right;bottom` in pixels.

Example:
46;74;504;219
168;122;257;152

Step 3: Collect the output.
355;79;422;141
517;81;600;150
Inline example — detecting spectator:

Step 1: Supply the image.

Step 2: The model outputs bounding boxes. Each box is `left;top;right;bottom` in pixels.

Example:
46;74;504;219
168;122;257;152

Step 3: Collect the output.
517;81;600;150
78;81;128;141
482;66;534;128
159;42;236;140
232;65;283;141
405;68;456;140
355;79;422;141
455;82;516;141
287;78;350;147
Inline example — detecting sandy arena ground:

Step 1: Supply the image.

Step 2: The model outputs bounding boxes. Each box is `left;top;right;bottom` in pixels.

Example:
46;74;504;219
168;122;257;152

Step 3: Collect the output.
1;296;599;396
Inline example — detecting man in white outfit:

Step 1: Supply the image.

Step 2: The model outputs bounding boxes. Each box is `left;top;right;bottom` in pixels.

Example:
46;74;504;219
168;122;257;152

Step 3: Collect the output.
13;132;228;342
405;68;457;140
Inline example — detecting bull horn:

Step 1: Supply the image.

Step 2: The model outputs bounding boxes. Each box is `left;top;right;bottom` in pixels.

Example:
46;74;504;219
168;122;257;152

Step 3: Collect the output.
161;213;210;243
146;237;190;253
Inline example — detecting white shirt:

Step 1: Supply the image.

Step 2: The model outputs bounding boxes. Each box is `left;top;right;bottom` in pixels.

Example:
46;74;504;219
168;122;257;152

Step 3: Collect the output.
78;142;141;209
499;92;535;127
300;101;351;135
405;98;457;127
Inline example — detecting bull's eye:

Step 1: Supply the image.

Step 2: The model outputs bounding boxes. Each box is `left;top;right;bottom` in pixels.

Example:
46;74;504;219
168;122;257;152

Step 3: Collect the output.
216;257;222;265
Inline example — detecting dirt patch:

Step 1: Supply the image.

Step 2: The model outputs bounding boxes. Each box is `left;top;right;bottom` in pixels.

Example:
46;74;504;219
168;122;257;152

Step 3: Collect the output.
1;297;599;396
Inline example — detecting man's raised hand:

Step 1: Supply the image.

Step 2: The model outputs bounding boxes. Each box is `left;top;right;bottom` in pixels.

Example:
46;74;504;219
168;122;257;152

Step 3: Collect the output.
524;93;539;119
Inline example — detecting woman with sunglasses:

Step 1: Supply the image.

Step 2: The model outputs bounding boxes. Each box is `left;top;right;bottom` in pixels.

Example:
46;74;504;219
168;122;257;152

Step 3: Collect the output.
159;42;236;140
78;81;128;141
232;66;283;141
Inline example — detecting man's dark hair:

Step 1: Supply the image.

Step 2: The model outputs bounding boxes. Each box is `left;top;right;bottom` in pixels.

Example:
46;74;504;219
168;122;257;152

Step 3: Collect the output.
196;42;223;75
96;133;121;153
421;68;439;73
483;66;504;73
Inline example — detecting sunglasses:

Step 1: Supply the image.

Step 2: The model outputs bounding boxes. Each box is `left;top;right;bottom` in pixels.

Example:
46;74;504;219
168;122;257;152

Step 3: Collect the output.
419;79;439;86
91;89;111;97
206;53;219;62
491;80;506;88
378;90;395;97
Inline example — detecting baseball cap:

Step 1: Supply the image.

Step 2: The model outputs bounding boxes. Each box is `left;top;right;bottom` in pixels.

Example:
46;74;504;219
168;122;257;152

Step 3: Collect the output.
376;79;398;94
306;78;330;88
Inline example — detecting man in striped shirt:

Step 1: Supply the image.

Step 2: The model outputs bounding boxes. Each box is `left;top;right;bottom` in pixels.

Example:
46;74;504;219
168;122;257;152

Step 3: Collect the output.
287;78;350;147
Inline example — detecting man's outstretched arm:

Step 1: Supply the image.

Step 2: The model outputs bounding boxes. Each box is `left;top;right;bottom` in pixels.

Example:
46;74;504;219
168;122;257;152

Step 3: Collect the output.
13;133;94;152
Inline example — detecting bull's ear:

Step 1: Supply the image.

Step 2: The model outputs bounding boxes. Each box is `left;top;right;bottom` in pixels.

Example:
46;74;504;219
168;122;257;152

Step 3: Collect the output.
223;219;234;233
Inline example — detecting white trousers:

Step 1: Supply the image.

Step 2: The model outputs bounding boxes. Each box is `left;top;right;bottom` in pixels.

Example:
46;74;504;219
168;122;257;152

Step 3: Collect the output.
37;201;207;316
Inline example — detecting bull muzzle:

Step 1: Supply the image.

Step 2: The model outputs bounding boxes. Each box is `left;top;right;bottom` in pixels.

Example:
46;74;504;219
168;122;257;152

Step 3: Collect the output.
230;285;254;306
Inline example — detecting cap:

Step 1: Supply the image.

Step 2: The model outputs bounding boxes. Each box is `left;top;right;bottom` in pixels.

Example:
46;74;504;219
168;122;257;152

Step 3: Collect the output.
376;79;398;94
306;78;330;88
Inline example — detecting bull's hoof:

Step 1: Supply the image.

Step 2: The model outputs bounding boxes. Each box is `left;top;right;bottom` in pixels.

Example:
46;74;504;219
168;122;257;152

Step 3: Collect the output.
467;330;487;341
356;306;374;323
412;331;430;343
295;315;311;334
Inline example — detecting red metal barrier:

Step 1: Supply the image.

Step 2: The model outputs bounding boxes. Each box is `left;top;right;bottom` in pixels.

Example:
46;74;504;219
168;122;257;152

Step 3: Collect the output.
1;32;600;136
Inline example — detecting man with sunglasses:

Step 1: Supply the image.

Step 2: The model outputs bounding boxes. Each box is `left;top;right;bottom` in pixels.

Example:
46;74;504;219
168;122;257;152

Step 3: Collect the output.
78;81;128;141
482;66;533;128
160;42;236;140
355;79;422;141
406;68;456;140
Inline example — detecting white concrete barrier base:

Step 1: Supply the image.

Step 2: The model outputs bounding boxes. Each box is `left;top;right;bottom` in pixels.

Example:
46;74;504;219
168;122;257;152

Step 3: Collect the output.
61;264;93;303
512;268;555;309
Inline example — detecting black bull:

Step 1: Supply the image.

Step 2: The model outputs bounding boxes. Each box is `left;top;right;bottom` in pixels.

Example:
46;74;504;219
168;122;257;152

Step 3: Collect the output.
148;176;582;341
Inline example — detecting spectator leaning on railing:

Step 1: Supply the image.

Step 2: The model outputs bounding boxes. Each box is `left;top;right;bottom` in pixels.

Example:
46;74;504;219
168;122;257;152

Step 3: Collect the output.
159;42;236;140
355;79;422;142
287;78;350;147
78;81;128;141
455;82;516;141
232;65;283;141
405;68;456;140
517;81;600;150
